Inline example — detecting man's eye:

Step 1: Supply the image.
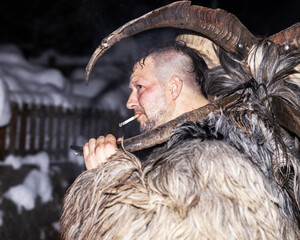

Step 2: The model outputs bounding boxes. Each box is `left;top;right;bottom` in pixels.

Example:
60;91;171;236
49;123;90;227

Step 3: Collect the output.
137;85;143;90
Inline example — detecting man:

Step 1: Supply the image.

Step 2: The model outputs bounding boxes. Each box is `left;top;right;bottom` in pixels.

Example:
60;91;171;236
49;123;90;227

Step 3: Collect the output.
61;1;300;237
61;40;300;239
83;42;210;169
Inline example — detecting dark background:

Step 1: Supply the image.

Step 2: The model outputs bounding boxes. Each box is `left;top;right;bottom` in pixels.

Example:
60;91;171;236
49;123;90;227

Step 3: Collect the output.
1;0;299;57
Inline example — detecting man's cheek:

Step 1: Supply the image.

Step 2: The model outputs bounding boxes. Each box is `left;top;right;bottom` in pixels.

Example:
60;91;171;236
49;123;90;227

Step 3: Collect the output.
139;97;149;113
138;114;147;124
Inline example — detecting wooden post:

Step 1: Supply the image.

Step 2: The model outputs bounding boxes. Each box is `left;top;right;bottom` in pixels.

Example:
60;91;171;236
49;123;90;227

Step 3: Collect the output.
89;108;97;138
38;105;46;151
19;103;28;155
63;108;71;159
9;103;18;154
29;103;37;153
0;126;7;159
76;107;82;143
55;106;63;159
47;105;54;155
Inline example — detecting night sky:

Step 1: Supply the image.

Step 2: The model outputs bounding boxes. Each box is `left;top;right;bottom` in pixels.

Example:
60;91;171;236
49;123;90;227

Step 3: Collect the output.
1;0;299;57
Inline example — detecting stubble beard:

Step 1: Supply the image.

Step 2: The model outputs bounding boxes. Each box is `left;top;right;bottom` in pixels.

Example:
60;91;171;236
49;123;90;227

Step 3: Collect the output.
140;107;168;133
139;83;169;133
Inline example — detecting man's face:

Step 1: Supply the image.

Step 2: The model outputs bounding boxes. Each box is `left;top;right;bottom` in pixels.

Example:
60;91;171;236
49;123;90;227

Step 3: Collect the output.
126;57;171;132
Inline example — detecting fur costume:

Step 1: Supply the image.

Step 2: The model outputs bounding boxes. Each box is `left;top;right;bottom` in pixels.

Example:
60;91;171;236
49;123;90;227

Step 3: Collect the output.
61;41;300;239
61;115;300;239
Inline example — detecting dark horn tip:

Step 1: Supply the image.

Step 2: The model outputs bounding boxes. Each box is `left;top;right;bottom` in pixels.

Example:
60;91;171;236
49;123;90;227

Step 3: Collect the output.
84;70;90;86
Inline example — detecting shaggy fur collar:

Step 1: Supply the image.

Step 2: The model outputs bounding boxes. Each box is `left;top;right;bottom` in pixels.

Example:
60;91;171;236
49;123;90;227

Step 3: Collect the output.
164;111;300;225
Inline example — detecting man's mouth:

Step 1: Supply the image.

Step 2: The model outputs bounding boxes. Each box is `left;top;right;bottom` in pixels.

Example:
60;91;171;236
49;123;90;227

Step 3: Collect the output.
135;111;145;119
135;112;146;125
136;113;143;121
135;113;142;118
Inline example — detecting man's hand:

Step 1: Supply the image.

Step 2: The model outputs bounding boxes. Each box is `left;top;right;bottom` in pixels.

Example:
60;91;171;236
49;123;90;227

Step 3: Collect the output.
83;134;119;170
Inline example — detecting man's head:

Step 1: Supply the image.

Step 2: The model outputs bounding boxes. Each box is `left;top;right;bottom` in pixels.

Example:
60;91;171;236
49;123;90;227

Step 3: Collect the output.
126;42;210;132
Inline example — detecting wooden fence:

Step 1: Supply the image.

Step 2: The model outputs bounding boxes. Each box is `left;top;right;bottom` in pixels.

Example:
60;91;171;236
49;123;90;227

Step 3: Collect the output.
0;102;121;161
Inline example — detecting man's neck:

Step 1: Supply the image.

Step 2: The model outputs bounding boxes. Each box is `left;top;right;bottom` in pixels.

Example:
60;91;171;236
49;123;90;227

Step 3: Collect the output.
174;94;210;117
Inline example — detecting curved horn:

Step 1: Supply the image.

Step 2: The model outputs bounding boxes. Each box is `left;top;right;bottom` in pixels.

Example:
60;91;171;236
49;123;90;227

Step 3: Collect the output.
268;23;300;52
268;23;300;138
176;34;220;69
85;1;257;85
118;94;241;152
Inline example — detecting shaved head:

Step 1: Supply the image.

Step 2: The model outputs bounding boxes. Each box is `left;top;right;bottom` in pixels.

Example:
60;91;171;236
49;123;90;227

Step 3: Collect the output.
137;42;208;97
151;49;198;90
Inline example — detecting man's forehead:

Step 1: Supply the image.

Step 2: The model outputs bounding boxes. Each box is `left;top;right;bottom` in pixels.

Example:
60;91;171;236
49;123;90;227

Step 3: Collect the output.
131;49;180;75
131;57;154;78
132;56;153;71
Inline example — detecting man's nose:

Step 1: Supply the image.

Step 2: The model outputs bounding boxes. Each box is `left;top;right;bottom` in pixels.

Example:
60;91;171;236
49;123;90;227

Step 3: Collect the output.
126;92;138;109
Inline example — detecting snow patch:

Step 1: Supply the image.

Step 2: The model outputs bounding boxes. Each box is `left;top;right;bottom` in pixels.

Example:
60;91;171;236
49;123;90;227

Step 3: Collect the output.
0;77;11;126
4;169;53;213
0;152;50;172
0;155;23;169
2;152;53;213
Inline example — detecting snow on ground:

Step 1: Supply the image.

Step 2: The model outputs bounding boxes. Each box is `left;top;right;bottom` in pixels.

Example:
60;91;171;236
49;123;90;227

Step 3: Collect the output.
0;152;50;171
0;77;11;126
0;152;52;213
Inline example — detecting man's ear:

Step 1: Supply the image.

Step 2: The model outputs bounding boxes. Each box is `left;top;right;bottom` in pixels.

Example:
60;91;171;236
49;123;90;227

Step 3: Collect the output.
168;75;183;100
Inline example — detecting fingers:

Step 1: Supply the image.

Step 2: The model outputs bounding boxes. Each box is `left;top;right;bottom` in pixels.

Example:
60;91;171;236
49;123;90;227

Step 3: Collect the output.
105;134;117;145
83;138;97;170
96;136;105;145
83;134;119;170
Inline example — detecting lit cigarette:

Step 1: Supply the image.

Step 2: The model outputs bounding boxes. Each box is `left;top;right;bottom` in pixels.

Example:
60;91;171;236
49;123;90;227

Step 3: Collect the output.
119;113;141;127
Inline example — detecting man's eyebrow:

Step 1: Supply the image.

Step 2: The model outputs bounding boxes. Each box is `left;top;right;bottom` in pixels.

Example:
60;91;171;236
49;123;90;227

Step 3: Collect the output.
128;79;137;89
130;78;137;83
128;83;134;89
129;77;147;88
129;77;142;85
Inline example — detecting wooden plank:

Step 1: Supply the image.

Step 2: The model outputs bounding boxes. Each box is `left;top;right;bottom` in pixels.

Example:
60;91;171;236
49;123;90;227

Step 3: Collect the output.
68;108;75;147
47;105;54;154
38;105;46;151
82;108;89;140
63;108;71;159
19;103;28;155
9;103;18;154
76;107;84;145
111;111;119;136
73;107;81;145
55;106;63;159
29;103;37;153
89;108;97;138
0;126;7;160
102;110;107;135
94;109;101;138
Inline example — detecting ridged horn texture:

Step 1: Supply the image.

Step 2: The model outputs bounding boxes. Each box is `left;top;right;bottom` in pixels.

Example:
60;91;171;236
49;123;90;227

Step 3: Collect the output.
268;23;300;52
118;94;241;152
176;34;220;69
85;1;257;85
